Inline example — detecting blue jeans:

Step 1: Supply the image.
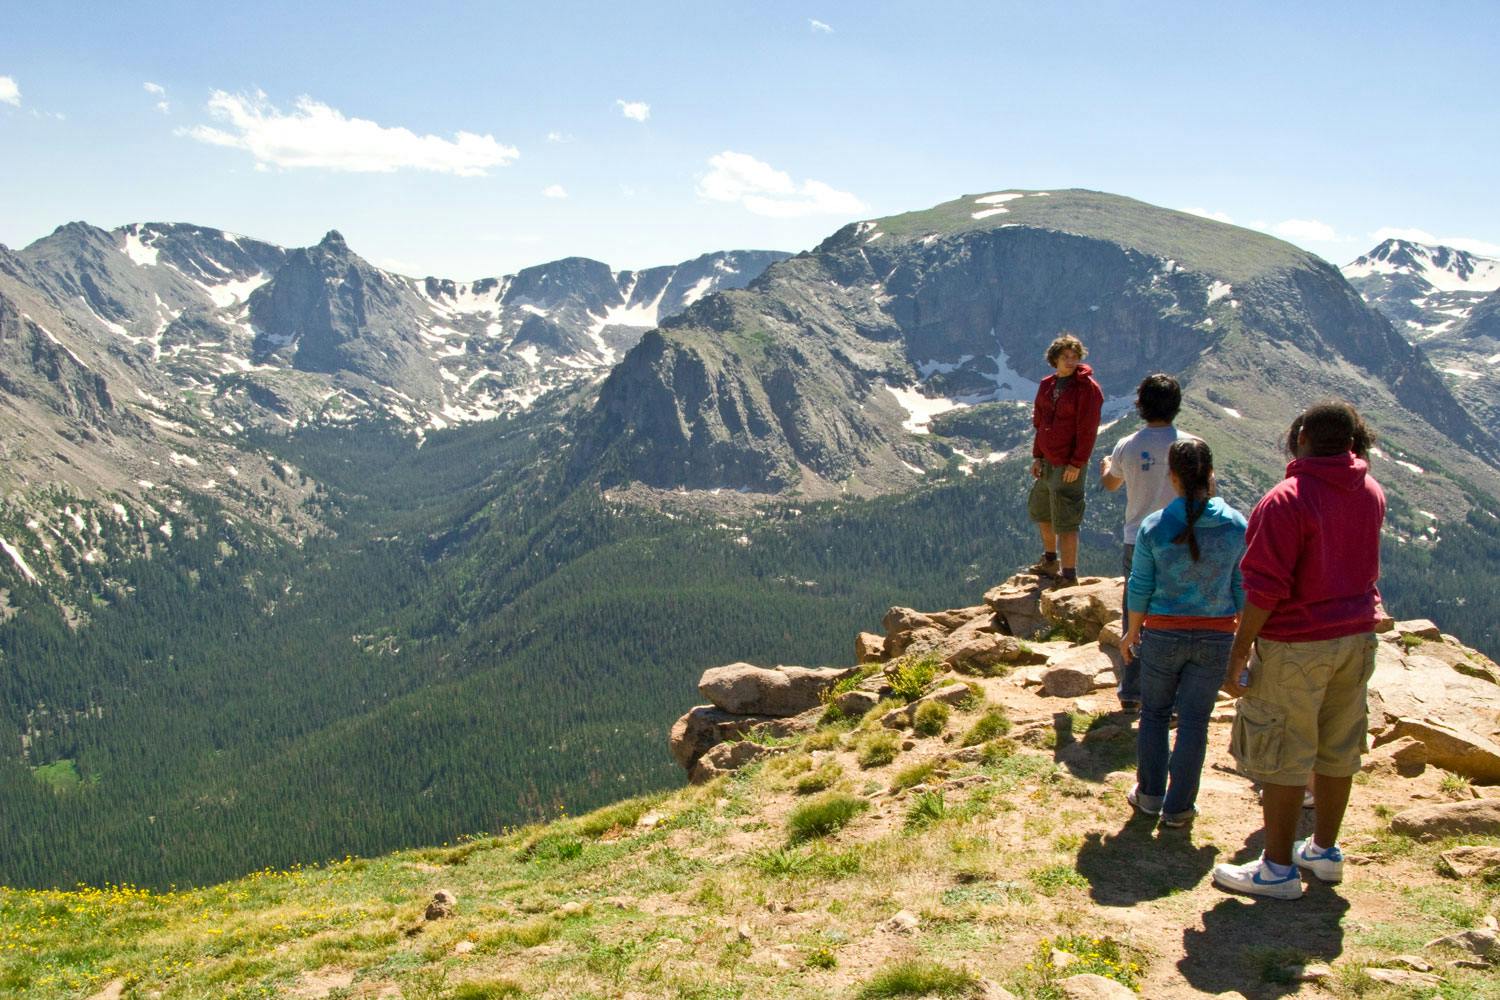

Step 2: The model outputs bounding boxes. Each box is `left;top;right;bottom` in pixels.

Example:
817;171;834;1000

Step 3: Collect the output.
1136;627;1233;815
1117;544;1138;702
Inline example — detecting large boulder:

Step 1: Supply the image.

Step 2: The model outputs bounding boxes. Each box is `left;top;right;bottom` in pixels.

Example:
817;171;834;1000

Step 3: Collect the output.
943;632;1046;675
698;663;854;716
855;632;886;663
1040;644;1119;698
1039;578;1123;642
669;705;783;769
1368;649;1500;727
984;575;1050;639
886;626;947;659
1384;718;1500;783
1390;799;1500;840
688;739;788;784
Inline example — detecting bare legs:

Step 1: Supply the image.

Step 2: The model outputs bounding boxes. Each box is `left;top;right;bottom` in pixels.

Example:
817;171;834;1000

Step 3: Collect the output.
1260;773;1353;864
1035;524;1079;573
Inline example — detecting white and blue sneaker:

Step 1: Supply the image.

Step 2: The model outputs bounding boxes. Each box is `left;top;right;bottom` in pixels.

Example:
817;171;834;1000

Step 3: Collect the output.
1293;838;1344;883
1212;856;1304;899
1127;784;1162;816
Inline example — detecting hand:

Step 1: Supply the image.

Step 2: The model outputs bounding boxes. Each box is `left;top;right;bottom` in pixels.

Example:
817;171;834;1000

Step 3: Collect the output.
1098;455;1111;478
1121;629;1140;663
1062;465;1081;483
1223;645;1251;697
1031;458;1043;479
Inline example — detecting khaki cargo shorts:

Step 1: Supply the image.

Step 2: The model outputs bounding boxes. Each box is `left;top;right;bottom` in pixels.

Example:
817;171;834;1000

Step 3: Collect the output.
1027;458;1086;533
1230;632;1379;785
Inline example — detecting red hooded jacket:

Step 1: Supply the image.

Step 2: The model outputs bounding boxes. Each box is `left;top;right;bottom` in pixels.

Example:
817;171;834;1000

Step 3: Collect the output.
1240;453;1386;642
1031;363;1104;468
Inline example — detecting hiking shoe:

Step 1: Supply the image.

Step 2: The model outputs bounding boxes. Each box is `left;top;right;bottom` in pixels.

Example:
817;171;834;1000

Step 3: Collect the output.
1161;806;1198;829
1118;698;1141;714
1027;556;1061;578
1293;838;1344;883
1212;856;1303;900
1049;574;1081;590
1127;784;1162;816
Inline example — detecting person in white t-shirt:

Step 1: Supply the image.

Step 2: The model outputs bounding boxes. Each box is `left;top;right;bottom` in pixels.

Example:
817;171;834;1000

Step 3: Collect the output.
1099;373;1199;710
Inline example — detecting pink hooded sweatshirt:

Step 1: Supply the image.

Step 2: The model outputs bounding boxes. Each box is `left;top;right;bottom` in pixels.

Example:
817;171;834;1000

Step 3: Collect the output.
1239;453;1387;642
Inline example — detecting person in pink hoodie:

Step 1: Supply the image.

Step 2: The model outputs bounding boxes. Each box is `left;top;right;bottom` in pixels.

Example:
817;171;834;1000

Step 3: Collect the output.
1028;333;1104;587
1212;402;1385;900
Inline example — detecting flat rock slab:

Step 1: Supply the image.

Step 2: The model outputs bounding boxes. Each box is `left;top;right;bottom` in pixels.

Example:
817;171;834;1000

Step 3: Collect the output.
1440;845;1500;879
1391;799;1500;840
1058;972;1136;998
1387;717;1500;783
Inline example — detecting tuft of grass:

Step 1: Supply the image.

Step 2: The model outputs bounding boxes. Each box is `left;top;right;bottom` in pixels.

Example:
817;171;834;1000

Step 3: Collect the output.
854;959;982;998
809;846;863;879
751;846;811;876
1399;633;1426;650
788;793;869;843
451;979;528;999
890;759;938;792
806;727;844;751
888;653;943;703
856;730;900;769
961;709;1012;747
473;917;562;952
796;760;844;794
912;700;951;737
860;697;906;731
1038;935;1142;989
806;947;838;969
1439;772;1473;799
573;793;663;838
1028;863;1088;895
905;790;948;830
827;664;880;699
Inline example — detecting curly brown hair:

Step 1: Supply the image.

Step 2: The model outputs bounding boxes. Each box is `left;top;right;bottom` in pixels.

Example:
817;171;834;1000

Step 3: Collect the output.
1046;334;1087;366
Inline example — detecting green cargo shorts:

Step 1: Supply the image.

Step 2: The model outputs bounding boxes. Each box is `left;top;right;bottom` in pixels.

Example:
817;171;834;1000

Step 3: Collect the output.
1027;458;1086;532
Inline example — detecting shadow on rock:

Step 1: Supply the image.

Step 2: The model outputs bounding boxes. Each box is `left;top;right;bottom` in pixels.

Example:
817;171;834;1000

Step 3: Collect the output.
1179;891;1349;996
1075;819;1218;905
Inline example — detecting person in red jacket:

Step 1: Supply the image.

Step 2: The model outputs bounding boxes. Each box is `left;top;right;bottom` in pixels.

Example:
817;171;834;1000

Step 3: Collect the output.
1028;333;1105;587
1212;401;1386;900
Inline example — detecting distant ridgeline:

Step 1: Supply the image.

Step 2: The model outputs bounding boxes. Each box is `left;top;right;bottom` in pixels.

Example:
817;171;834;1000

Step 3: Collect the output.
3;189;1500;889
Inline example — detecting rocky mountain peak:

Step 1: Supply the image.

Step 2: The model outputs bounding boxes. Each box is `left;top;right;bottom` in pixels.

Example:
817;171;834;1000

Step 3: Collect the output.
318;229;348;250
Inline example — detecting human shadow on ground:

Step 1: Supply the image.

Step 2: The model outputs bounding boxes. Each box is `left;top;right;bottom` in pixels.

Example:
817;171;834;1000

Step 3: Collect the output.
1179;889;1349;996
1075;816;1219;905
1050;710;1139;783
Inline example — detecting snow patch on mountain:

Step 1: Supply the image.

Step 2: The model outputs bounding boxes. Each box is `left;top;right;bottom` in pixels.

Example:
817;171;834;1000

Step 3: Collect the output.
0;537;40;584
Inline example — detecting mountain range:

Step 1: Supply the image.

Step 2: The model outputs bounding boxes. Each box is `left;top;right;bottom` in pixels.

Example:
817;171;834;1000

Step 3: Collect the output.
3;189;1499;890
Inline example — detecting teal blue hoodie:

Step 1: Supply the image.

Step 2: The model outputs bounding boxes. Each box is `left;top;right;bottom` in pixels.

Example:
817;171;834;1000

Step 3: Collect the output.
1126;497;1247;618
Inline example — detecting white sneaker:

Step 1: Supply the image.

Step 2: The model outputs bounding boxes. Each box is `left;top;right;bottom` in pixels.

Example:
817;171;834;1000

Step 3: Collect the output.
1127;784;1162;816
1212;856;1303;899
1293;838;1344;883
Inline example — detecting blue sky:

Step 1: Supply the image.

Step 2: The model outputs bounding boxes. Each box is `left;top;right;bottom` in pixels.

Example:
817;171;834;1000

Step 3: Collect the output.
3;1;1496;279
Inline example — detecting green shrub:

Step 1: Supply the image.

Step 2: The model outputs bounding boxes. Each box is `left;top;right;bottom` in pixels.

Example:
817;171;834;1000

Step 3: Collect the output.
788;793;869;843
855;959;982;998
978;737;1019;766
888;654;943;703
912;700;951;736
890;760;937;791
859;697;906;731
905;790;948;830
796;760;843;794
1029;863;1088;894
962;709;1012;747
805;728;844;750
856;730;900;768
806;947;838;969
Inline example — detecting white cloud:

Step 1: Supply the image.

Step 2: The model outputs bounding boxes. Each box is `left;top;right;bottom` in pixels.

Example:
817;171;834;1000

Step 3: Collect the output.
1372;227;1500;258
0;76;20;106
542;184;568;199
545;130;573;143
1184;207;1233;224
697;151;866;218
144;81;170;113
184;90;519;176
617;99;650;122
810;18;833;33
1270;218;1340;242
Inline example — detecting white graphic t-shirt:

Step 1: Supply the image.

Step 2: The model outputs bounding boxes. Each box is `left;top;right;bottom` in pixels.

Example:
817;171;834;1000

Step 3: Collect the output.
1105;426;1200;543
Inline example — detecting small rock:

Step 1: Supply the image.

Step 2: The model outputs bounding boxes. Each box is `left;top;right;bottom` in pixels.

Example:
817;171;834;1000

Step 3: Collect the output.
636;810;667;828
1390;799;1500;840
737;922;754;942
1058;972;1136;999
86;981;126;1000
453;940;475;955
1425;928;1498;959
689;739;788;784
835;689;880;717
424;890;457;921
856;631;886;663
1365;968;1442;987
901;738;917;750
1448;958;1493;969
977;980;1020;1000
1051;948;1079;969
558;900;587;915
1083;724;1126;743
882;909;920;934
1439;845;1500;879
1287;963;1332;982
1388;955;1432;971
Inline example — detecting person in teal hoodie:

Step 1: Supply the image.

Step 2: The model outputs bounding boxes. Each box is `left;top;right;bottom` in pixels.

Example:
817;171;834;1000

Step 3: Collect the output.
1121;439;1248;828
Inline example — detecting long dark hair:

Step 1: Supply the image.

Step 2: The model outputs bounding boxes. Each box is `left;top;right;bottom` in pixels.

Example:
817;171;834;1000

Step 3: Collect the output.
1286;401;1375;458
1169;439;1214;562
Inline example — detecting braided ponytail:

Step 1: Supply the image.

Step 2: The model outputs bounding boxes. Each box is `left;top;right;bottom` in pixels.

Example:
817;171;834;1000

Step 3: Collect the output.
1168;439;1214;562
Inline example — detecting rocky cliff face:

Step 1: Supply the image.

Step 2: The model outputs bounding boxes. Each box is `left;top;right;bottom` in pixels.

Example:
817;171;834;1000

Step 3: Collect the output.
575;190;1500;513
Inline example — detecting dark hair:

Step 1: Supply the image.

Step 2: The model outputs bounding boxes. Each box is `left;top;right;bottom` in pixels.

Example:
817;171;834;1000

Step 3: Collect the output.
1286;401;1374;459
1046;333;1087;366
1169;439;1214;562
1136;373;1182;423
